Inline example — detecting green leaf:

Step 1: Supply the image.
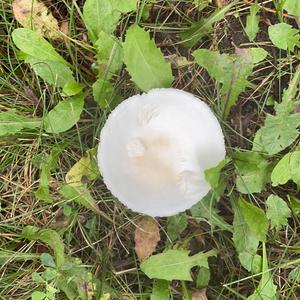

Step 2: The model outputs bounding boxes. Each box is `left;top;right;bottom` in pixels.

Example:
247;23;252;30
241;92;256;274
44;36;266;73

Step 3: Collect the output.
290;151;300;186
282;66;300;103
12;28;69;65
283;0;300;17
140;249;217;281
261;65;300;155
150;280;170;300
232;199;260;273
66;148;99;185
57;258;94;300
289;195;300;214
221;49;253;118
252;128;265;152
83;0;136;41
204;158;229;190
250;48;268;64
59;184;100;214
233;151;271;194
271;153;291;186
247;243;277;300
42;268;57;281
0;111;41;136
38;229;65;268
32;272;45;283
288;268;300;283
0;251;39;264
192;0;210;11
190;192;232;232
123;24;174;91
181;3;235;47
232;200;259;255
238;198;268;242
40;253;56;268
193;49;232;83
62;82;85;97
238;253;261;274
22;226;39;240
95;31;123;74
266;195;291;230
196;267;210;289
166;213;188;242
56;279;77;300
25;56;75;88
261;104;300;155
46;284;58;295
193;48;260;118
44;93;84;133
268;23;300;51
245;4;260;41
31;291;46;300
22;226;65;269
35;146;64;203
92;78;120;109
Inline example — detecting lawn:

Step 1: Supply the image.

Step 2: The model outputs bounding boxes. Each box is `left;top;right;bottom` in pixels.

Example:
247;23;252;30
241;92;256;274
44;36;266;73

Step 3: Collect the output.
1;0;300;299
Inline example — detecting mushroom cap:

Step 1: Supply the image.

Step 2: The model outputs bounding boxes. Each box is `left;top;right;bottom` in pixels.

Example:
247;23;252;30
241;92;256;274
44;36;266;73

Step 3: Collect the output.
98;88;225;217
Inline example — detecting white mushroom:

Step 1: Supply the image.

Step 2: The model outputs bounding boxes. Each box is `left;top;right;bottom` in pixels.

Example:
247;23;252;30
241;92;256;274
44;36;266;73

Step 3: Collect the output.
98;88;225;217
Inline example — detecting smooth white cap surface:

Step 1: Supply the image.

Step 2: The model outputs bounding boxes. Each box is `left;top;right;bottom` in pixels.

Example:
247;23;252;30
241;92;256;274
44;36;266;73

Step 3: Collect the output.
98;88;225;217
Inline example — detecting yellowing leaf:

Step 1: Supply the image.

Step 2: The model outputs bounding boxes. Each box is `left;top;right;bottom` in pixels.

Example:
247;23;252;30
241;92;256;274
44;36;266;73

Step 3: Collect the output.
13;0;61;40
66;148;99;185
123;25;174;91
99;294;110;300
134;217;160;261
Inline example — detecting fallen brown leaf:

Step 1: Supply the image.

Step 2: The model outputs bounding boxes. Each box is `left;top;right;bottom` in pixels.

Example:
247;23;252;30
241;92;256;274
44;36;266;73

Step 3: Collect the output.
59;20;69;44
134;217;160;261
192;288;208;300
13;0;61;40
